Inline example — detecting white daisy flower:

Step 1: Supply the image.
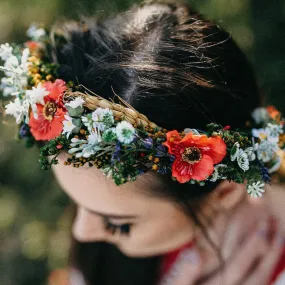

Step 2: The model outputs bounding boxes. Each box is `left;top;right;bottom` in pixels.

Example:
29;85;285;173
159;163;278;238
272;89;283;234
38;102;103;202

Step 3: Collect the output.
5;98;29;124
247;181;265;198
256;140;278;163
252;128;270;141
116;121;135;144
65;97;85;109
252;107;269;124
26;24;46;40
237;149;250;172
252;125;281;144
0;43;13;61
62;114;78;139
92;108;114;131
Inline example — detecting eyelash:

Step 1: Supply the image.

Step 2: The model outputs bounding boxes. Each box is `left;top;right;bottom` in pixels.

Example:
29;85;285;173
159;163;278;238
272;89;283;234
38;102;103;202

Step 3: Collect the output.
103;218;132;236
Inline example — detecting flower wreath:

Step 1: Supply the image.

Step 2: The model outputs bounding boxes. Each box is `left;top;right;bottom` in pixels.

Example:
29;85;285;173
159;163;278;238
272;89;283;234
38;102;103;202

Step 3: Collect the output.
1;24;285;198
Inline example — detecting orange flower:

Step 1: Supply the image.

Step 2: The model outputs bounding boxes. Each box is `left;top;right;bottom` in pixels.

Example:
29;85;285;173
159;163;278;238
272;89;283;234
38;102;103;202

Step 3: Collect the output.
267;106;280;120
164;131;227;183
25;40;40;51
29;79;67;141
48;269;69;285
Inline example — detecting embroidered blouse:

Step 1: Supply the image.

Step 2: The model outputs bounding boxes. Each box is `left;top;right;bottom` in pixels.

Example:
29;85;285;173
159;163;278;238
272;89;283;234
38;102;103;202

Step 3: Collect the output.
159;242;285;285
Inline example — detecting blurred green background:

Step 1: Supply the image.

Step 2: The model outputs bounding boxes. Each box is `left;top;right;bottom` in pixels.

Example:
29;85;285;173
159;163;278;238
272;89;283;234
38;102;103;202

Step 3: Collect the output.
0;0;285;284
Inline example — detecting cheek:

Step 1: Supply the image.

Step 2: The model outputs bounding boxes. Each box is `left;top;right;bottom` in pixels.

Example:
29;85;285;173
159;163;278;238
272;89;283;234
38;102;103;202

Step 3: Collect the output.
119;211;194;257
72;207;106;242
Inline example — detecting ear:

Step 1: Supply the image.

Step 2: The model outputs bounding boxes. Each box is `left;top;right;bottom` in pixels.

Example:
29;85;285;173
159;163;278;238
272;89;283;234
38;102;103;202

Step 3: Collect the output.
210;181;246;211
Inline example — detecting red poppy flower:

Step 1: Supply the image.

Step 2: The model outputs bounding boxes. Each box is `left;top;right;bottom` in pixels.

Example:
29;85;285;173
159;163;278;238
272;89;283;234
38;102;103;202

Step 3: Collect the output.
29;79;67;141
163;131;227;183
25;41;40;51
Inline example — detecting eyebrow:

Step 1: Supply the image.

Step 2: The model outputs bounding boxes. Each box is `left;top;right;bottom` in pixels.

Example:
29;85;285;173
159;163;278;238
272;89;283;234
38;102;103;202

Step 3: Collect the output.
84;207;138;220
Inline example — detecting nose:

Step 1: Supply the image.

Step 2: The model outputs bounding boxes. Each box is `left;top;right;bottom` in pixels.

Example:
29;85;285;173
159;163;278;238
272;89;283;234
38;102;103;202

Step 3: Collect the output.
72;207;107;242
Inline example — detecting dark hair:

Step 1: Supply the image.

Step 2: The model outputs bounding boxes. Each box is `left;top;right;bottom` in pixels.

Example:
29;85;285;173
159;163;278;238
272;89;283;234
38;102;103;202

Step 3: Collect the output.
51;1;260;284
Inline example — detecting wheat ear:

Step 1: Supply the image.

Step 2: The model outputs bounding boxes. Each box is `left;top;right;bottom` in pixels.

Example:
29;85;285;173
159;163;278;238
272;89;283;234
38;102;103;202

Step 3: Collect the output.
63;89;160;130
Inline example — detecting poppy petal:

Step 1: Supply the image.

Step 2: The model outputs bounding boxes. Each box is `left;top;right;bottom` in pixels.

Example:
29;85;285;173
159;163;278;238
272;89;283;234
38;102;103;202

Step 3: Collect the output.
191;155;214;181
172;158;193;183
164;130;182;155
44;79;66;102
202;136;227;164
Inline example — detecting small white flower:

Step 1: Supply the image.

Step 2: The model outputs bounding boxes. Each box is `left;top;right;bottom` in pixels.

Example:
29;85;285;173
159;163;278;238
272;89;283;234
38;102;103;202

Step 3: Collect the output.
266;123;283;139
26;82;49;105
230;142;240;161
81;132;102;158
3;55;20;72
116;121;135;144
27;24;46;40
209;164;228;182
69;137;87;148
68;132;102;158
252;125;281;144
62;114;77;139
237;149;250;172
257;140;278;163
252;128;270;141
184;128;200;135
92;108;114;131
26;83;50;118
68;138;87;157
65;97;85;109
81;114;93;132
0;80;17;96
102;166;113;178
20;48;31;72
244;146;256;161
247;181;265;198
5;98;29;124
0;43;13;61
252;107;269;124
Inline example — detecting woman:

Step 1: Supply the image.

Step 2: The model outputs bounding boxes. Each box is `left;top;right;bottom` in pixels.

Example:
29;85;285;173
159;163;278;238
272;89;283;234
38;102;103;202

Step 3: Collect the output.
2;1;285;284
49;1;285;284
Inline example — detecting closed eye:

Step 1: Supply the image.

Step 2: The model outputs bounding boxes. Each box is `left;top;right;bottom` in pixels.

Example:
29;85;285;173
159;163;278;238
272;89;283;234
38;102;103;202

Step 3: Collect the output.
103;218;132;236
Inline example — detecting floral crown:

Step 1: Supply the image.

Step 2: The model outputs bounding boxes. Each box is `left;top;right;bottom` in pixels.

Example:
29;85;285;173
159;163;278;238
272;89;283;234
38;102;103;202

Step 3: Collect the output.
1;24;285;198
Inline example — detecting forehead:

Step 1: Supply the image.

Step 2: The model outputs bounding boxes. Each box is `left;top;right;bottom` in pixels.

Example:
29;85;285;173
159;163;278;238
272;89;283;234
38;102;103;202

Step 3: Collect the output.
51;152;176;216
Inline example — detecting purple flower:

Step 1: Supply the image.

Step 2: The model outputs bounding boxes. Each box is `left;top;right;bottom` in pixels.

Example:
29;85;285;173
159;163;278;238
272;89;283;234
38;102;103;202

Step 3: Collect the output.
168;154;176;163
142;137;153;149
155;144;167;157
19;124;30;138
111;142;121;164
157;165;168;175
258;161;271;183
138;169;146;175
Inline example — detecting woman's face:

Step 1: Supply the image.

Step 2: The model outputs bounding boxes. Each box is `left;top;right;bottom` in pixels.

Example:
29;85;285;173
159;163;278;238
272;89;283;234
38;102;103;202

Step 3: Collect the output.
52;153;195;257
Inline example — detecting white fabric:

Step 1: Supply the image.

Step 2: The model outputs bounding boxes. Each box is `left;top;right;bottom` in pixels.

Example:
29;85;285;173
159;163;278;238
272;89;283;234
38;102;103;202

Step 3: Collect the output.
273;270;285;285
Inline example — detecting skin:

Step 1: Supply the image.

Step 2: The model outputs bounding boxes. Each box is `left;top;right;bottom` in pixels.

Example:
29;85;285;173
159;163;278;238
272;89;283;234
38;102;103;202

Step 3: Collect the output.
52;152;285;283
